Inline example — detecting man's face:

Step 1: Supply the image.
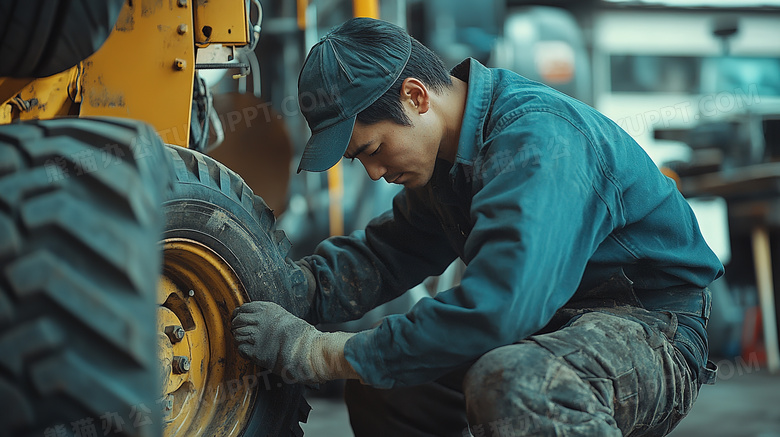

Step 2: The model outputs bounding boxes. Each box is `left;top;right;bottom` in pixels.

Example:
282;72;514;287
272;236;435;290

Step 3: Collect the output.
344;107;441;189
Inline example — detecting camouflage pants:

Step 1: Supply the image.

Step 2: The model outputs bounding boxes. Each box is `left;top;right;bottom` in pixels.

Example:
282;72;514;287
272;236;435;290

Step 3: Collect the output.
462;306;699;436
345;281;710;436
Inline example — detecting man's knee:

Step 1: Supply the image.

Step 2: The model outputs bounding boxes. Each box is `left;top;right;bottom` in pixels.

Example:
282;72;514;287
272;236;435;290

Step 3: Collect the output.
463;342;622;436
463;343;553;410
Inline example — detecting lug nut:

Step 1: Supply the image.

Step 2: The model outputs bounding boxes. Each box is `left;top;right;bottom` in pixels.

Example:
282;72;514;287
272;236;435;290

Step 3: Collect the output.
188;289;195;297
165;325;185;343
172;356;190;374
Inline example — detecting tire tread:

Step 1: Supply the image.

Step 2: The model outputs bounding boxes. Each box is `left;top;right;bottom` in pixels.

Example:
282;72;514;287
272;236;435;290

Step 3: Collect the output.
0;117;167;436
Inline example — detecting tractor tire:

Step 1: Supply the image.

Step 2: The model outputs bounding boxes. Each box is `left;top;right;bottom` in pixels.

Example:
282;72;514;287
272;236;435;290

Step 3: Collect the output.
162;145;311;437
0;0;124;78
0;117;171;437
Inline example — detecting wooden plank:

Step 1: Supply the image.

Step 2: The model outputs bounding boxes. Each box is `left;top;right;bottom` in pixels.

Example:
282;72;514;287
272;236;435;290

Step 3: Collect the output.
751;226;780;373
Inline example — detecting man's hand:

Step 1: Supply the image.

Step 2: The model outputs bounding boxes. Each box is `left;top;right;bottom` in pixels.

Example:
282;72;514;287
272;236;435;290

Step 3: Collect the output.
231;301;360;384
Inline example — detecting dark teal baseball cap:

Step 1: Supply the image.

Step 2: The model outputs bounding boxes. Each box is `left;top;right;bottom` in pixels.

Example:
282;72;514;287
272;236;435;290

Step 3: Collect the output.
296;17;412;173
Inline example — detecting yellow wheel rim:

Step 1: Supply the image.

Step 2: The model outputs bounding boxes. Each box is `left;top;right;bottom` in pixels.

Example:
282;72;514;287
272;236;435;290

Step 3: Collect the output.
158;238;258;437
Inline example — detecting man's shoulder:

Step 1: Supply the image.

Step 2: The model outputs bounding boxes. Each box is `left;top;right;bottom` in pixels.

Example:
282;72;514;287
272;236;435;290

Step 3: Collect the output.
490;70;589;119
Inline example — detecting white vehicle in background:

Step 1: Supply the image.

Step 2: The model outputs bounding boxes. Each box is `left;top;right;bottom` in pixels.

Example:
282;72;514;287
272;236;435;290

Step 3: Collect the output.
591;3;780;170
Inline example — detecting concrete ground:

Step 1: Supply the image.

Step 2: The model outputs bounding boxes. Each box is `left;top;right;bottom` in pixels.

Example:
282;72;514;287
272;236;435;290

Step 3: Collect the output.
301;362;780;437
668;364;780;437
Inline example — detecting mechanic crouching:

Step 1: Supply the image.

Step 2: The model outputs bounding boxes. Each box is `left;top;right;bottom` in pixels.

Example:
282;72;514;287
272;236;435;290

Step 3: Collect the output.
230;17;723;437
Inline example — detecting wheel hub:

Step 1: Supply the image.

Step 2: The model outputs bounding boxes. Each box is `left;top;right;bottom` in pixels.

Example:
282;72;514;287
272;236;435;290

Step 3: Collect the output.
157;238;258;436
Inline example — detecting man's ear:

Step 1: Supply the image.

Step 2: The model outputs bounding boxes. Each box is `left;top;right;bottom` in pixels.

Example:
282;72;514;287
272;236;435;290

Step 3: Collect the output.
400;78;430;114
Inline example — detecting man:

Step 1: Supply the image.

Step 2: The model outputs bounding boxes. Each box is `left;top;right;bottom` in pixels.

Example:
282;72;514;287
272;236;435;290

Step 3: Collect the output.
231;17;723;436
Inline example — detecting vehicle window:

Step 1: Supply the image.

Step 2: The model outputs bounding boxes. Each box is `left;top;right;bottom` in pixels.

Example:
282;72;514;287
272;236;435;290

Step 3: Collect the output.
610;55;701;93
703;56;780;96
611;54;780;96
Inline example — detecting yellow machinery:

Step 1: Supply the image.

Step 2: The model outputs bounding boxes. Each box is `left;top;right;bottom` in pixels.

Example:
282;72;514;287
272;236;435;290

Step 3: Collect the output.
0;1;301;436
0;1;377;436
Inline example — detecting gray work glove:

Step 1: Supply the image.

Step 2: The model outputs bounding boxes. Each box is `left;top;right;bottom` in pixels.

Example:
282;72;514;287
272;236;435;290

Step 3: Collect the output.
231;301;359;385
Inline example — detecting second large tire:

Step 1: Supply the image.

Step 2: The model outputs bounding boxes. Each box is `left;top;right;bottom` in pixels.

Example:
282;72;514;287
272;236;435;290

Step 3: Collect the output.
162;145;311;437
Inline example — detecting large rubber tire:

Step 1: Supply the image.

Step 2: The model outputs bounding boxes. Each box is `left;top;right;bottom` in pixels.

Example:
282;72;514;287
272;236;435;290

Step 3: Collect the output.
163;145;311;437
0;118;171;437
0;0;124;78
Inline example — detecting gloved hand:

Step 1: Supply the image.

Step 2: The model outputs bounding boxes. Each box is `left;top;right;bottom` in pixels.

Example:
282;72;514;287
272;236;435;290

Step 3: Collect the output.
231;300;359;384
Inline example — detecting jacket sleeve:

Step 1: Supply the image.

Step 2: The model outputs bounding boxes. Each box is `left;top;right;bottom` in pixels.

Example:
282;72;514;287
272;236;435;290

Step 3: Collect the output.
344;111;622;388
301;185;459;325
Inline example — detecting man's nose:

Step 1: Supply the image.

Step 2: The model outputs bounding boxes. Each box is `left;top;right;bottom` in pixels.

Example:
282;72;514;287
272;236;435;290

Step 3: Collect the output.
363;160;386;181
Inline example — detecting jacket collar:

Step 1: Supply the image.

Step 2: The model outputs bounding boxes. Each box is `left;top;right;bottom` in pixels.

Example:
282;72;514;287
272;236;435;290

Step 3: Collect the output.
451;58;493;169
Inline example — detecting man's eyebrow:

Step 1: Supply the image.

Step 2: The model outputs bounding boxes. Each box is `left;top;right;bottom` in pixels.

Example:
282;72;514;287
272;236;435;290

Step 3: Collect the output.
344;141;373;160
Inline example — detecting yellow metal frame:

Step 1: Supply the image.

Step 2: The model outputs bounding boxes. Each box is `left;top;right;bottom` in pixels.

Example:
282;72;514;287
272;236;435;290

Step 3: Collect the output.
1;0;251;149
194;0;249;45
297;0;308;29
78;1;196;146
0;68;79;124
353;0;380;18
0;78;34;110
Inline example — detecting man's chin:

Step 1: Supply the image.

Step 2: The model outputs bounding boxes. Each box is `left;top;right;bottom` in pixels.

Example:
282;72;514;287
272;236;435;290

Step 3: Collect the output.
403;175;429;189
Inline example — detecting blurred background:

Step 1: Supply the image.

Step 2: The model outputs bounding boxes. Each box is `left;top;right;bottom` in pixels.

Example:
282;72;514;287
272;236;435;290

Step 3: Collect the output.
199;0;780;435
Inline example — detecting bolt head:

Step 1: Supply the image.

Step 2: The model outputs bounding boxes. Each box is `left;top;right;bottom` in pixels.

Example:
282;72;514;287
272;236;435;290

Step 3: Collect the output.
177;0;187;7
174;59;186;71
165;325;186;343
177;24;188;35
172;356;190;374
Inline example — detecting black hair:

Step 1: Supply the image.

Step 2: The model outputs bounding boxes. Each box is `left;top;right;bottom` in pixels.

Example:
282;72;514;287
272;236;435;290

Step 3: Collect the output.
329;18;453;127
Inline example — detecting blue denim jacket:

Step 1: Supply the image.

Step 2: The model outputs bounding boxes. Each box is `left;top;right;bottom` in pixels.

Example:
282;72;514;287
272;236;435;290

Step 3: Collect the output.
303;58;724;389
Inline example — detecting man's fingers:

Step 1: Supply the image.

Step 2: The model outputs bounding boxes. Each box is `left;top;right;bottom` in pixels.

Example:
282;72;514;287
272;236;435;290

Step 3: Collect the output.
232;301;263;319
232;325;255;337
231;312;260;329
233;334;255;346
234;300;283;314
237;344;252;360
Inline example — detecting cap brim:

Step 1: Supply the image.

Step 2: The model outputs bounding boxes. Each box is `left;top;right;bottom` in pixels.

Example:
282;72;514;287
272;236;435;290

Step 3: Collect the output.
297;115;356;173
